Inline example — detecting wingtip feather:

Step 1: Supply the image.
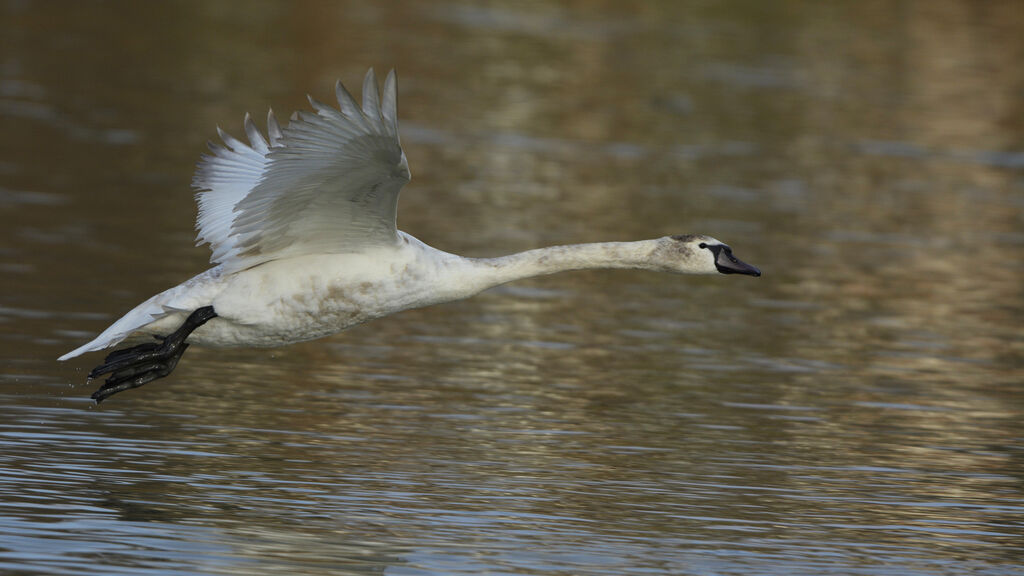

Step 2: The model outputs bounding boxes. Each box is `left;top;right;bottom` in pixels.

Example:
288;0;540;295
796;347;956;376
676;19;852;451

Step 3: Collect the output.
334;79;361;118
243;112;269;152
382;68;398;134
267;109;283;146
216;126;248;152
361;68;382;120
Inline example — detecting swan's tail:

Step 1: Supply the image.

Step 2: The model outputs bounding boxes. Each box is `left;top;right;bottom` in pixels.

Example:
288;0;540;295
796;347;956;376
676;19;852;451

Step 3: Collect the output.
58;296;171;361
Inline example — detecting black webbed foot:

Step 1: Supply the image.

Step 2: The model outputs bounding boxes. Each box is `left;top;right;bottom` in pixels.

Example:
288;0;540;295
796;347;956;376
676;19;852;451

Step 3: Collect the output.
89;306;217;403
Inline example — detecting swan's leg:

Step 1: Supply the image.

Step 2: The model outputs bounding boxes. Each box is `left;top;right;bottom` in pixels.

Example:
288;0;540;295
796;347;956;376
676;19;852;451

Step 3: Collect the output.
88;306;217;403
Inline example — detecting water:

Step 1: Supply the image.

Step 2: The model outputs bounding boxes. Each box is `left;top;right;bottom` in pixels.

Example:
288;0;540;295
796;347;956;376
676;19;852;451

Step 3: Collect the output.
2;1;1022;574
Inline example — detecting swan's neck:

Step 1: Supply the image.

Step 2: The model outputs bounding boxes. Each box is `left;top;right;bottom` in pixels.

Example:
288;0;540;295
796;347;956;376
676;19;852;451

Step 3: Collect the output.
459;240;663;294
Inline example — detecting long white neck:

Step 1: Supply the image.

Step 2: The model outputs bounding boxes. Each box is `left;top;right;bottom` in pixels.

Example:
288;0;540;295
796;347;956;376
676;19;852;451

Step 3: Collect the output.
390;233;724;313
456;240;665;295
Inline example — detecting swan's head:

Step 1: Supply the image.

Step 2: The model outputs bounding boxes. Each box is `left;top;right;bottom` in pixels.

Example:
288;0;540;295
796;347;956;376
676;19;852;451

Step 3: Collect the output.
654;234;761;276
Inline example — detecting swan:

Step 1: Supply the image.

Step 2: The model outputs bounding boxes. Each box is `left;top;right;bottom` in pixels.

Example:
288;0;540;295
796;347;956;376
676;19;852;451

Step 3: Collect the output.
59;69;761;402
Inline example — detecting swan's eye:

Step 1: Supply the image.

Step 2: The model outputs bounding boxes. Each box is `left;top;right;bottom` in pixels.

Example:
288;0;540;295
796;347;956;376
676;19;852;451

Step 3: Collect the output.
698;242;707;249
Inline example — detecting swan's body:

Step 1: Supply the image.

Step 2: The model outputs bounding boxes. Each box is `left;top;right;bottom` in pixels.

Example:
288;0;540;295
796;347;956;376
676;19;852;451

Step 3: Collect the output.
60;69;760;401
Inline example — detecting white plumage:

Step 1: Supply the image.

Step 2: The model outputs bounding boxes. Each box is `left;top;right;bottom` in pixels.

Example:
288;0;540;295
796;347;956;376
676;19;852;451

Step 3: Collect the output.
197;70;409;271
59;69;760;401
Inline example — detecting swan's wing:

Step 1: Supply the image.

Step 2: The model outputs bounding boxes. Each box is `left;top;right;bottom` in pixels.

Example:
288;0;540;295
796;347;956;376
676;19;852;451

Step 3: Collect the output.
192;112;276;265
192;69;410;271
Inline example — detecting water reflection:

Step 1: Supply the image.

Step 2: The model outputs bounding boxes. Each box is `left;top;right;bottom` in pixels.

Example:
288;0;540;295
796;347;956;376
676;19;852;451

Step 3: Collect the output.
2;0;1023;574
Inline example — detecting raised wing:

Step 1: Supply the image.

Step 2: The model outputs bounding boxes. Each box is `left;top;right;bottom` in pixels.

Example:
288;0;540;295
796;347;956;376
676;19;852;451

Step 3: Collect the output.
192;69;411;272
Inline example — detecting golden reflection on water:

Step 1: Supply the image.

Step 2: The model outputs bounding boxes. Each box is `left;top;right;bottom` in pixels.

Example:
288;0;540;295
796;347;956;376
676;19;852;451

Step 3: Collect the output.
1;0;1022;574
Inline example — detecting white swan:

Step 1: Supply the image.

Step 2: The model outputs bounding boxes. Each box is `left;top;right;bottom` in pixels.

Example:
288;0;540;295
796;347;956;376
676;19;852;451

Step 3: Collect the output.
60;69;761;402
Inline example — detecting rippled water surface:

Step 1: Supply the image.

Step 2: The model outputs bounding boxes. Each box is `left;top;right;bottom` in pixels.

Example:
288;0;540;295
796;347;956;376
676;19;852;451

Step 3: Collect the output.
2;1;1022;574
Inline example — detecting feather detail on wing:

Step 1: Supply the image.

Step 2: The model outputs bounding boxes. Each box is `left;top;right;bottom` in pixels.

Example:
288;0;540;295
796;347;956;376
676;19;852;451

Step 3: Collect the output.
192;68;410;272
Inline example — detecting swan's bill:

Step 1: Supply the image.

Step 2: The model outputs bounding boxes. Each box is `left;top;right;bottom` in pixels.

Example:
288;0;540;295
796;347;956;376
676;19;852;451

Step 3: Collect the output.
704;243;761;277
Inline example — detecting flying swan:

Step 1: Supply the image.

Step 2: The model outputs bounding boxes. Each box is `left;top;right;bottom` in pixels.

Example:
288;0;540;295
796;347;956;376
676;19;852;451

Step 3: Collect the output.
60;69;761;402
